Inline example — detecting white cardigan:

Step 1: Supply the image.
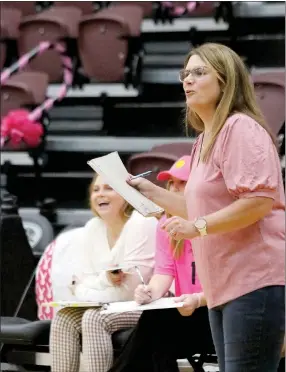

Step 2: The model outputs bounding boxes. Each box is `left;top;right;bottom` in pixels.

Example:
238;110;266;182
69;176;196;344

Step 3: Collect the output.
51;211;157;304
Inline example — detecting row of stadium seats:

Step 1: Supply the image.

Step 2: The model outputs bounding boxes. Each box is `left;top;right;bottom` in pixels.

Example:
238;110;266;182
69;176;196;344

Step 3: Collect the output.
2;69;284;135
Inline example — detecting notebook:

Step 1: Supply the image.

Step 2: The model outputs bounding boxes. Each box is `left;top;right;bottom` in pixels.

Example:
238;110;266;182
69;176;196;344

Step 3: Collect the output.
101;297;184;314
87;151;164;217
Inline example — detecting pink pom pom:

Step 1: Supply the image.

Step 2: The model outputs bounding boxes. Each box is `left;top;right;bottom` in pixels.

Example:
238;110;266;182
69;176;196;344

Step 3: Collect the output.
1;109;44;149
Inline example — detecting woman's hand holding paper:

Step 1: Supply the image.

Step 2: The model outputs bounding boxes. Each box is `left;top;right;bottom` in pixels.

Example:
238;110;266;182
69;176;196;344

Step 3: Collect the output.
175;294;201;317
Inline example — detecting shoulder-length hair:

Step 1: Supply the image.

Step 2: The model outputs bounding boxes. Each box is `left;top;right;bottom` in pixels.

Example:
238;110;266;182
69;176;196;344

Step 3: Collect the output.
184;43;276;162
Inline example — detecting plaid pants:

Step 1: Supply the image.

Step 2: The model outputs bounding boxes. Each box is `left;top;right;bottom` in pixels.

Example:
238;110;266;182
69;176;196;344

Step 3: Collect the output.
50;307;141;372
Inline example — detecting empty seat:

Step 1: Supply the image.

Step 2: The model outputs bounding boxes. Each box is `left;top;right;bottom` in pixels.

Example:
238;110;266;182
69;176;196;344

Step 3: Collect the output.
1;71;48;117
54;1;97;15
114;1;154;17
0;25;8;70
127;152;180;186
18;6;82;82
151;142;194;158
78;5;143;83
128;142;194;186
0;7;22;70
1;1;38;16
0;7;22;39
252;71;285;136
189;1;217;17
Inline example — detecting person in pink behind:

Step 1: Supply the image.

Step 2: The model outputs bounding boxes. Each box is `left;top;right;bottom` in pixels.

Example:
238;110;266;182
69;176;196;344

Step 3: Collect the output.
109;156;214;372
128;43;285;372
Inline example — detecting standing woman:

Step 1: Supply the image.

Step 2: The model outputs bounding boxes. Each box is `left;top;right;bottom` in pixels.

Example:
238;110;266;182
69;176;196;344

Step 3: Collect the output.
129;43;285;372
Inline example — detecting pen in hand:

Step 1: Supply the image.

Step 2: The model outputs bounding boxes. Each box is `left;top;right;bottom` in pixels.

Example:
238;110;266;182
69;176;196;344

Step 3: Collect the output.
134;266;152;300
131;171;153;180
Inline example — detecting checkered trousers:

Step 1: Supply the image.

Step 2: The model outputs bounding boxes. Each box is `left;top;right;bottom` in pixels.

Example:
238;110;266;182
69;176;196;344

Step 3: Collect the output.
50;307;141;372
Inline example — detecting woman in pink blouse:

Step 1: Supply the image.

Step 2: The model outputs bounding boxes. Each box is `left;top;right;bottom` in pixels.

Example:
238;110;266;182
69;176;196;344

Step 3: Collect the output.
129;43;285;372
109;156;214;372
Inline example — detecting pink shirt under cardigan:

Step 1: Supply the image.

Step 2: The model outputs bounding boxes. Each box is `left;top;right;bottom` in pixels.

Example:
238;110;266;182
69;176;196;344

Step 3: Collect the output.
185;113;285;309
155;215;202;296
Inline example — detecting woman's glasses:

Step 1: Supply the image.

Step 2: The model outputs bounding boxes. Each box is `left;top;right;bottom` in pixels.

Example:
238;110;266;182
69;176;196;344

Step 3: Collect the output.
179;66;209;82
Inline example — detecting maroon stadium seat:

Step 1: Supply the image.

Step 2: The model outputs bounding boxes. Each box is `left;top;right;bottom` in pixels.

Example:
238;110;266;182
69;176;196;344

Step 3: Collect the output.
151;142;193;157
1;7;22;39
78;5;143;83
0;26;7;70
18;6;82;82
1;71;48;117
54;1;96;15
1;1;37;17
252;71;285;136
0;7;22;71
127;152;180;186
114;1;154;18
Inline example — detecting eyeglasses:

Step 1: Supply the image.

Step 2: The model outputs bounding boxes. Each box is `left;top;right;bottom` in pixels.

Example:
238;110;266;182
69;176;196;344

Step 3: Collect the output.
179;66;209;82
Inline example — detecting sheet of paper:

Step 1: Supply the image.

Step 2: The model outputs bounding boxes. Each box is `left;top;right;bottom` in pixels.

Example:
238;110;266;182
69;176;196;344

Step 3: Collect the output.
100;297;184;314
87;152;164;217
41;301;104;308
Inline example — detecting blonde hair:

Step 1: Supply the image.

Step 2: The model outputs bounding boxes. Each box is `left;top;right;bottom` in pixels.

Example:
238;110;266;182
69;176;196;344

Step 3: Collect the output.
88;174;134;218
184;43;276;161
165;180;185;260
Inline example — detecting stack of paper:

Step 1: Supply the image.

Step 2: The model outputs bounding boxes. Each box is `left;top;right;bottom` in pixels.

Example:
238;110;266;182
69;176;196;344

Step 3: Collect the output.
101;297;184;314
41;297;184;313
87;152;164;217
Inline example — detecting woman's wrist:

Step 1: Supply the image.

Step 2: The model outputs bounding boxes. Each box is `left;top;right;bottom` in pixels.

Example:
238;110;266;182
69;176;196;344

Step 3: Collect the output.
194;292;205;308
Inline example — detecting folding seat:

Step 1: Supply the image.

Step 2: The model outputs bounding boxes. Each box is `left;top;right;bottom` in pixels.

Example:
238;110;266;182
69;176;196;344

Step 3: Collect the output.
189;1;217;17
252;71;285;136
18;6;82;82
0;7;22;40
127;142;194;186
0;25;8;70
127;152;181;186
54;1;98;15
78;5;143;85
151;142;194;158
0;7;22;68
1;1;38;16
114;1;154;18
1;71;49;117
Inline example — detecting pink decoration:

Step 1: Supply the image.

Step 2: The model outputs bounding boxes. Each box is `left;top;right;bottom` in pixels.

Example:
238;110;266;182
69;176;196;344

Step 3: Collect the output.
1;109;44;149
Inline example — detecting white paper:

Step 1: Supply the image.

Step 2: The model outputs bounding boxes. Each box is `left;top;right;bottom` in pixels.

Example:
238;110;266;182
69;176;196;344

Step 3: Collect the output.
100;297;184;314
41;301;104;308
87;152;164;217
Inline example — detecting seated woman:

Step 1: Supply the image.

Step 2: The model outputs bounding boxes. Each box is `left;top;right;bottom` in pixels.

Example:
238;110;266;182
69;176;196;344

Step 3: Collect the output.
49;174;158;372
109;156;214;372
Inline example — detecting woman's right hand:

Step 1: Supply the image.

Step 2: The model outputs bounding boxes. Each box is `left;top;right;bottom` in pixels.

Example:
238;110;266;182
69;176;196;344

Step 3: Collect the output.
106;270;126;287
127;176;156;200
134;284;153;305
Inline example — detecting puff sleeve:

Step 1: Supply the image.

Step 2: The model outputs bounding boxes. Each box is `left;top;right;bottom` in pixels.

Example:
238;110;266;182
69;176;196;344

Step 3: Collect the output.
219;115;280;200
